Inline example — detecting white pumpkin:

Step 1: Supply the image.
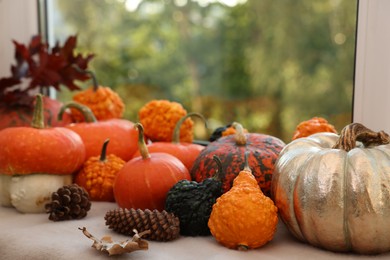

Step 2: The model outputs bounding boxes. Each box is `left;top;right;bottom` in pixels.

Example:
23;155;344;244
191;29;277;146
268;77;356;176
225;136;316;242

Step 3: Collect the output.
0;174;72;213
271;123;390;254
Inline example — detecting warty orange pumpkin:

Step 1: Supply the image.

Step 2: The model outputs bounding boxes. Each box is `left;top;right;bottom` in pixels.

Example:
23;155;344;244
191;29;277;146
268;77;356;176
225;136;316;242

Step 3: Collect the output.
138;99;194;143
74;139;125;202
208;151;278;250
292;116;337;140
71;69;125;122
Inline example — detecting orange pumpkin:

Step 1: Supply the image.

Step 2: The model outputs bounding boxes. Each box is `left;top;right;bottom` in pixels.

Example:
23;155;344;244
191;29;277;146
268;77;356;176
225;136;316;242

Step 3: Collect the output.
59;102;138;161
131;113;206;171
113;123;191;211
0;94;85;175
71;70;125;122
138;99;194;143
0;94;85;213
208;152;278;250
74;139;125;201
191;122;285;196
292;117;337;140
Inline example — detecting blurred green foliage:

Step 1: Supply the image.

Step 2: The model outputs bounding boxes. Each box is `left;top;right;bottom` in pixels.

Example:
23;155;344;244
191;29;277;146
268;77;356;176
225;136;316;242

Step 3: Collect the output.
53;0;357;142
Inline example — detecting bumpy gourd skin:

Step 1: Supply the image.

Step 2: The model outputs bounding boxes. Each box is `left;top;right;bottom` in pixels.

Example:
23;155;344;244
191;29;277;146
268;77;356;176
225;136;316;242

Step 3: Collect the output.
165;178;222;236
208;169;278;250
75;154;125;201
138;100;194;143
292;117;337;140
72;86;125;122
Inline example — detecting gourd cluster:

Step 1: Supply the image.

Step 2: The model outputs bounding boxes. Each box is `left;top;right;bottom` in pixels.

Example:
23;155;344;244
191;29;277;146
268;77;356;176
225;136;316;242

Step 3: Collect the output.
2;89;390;255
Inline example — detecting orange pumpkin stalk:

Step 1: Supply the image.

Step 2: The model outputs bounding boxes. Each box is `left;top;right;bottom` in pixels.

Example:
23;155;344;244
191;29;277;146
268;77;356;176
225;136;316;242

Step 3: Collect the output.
138;99;194;143
292;117;337;140
208;151;278;250
71;69;125;122
75;139;125;201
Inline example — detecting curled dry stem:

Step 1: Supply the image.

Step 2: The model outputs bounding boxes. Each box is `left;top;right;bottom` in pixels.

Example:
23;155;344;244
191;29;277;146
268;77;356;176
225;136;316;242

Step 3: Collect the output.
333;123;390;152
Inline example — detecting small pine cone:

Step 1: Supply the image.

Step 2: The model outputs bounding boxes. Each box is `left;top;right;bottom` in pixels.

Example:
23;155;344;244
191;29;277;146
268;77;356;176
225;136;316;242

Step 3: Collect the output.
45;184;91;221
105;208;180;241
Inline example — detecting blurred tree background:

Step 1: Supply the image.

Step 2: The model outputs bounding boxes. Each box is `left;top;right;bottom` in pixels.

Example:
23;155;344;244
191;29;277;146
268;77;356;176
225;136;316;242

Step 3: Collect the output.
52;0;357;142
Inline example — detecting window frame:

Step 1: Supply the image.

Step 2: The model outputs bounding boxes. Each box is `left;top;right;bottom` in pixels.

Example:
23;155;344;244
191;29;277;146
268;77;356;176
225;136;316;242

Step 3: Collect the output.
0;0;39;77
353;0;390;132
3;0;389;133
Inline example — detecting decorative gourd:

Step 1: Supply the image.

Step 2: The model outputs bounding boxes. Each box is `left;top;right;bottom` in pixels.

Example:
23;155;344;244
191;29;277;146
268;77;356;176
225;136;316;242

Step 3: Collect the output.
138;99;194;143
132;113;206;171
208;151;278;250
74;139;126;201
271;123;390;254
71;69;125;122
58;102;138;161
191;122;285;196
292;116;337;140
113;123;191;211
0;94;85;213
165;155;223;236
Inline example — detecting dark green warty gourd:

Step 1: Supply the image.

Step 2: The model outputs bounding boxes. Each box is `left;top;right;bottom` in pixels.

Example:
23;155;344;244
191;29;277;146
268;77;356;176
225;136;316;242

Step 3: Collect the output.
165;155;223;236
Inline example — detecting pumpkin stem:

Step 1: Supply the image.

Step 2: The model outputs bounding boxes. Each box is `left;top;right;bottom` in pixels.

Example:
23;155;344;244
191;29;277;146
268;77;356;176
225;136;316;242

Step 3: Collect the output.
212;155;224;181
172;112;208;143
332;123;390;152
58;101;98;123
31;93;45;129
135;123;151;160
231;122;247;146
73;65;99;91
243;151;251;172
237;244;249;251
100;139;110;162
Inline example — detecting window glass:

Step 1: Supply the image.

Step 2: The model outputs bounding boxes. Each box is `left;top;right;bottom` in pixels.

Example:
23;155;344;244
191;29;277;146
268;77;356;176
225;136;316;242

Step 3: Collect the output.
49;0;357;142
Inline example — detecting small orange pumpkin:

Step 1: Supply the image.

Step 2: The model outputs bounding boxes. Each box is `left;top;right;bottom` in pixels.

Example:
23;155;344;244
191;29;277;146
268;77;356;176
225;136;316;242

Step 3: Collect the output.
74;139;125;201
292;117;337;140
59;102;138;161
138;99;194;143
71;69;125;122
0;94;85;176
113;123;191;211
132;113;206;171
208;152;278;250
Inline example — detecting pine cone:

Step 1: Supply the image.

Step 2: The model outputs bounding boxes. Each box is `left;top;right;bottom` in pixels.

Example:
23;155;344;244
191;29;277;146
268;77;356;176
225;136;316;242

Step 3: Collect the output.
105;208;180;241
45;184;91;221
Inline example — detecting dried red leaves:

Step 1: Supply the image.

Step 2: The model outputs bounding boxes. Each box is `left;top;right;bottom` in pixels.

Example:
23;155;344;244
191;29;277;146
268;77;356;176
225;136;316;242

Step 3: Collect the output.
0;35;94;106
